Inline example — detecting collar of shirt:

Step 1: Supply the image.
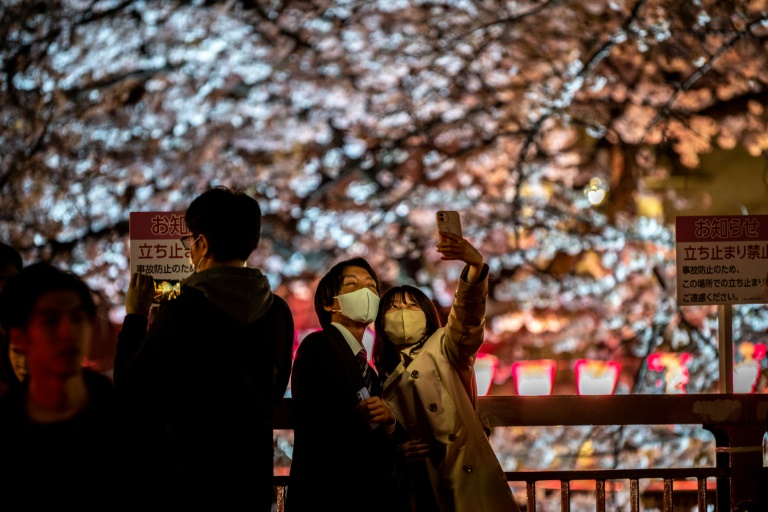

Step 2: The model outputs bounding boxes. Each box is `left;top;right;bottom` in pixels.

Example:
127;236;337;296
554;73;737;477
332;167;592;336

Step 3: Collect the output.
331;322;365;357
400;349;414;368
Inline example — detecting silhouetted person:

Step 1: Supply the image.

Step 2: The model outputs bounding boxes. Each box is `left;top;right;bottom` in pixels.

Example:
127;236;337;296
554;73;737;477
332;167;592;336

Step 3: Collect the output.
0;243;21;286
115;187;294;509
0;242;24;396
0;262;118;506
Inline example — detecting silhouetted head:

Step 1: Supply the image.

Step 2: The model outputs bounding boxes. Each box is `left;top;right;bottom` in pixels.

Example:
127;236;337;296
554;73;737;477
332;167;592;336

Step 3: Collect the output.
0;263;96;380
314;257;380;329
373;285;440;376
184;186;262;263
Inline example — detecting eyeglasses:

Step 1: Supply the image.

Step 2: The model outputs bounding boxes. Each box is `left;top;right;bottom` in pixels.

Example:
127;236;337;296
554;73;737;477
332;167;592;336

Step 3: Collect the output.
180;235;198;250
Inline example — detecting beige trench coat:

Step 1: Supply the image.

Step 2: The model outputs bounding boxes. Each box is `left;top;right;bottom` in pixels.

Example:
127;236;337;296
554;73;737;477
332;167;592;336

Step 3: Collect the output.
382;265;520;512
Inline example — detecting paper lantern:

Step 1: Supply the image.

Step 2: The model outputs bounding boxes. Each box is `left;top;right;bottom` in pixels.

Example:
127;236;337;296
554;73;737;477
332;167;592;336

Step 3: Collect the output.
512;359;557;396
574;359;621;395
648;352;691;394
474;352;499;396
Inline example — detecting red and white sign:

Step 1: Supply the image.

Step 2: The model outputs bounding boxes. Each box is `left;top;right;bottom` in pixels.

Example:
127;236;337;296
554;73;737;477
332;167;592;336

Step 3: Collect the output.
675;215;768;305
129;211;192;280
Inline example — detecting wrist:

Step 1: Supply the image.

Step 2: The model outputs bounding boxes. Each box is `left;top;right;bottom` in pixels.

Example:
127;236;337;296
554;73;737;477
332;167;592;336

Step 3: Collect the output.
126;305;150;317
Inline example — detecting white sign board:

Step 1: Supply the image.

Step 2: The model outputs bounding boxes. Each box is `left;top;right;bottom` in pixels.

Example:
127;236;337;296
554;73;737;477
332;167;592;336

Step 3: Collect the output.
129;211;192;302
675;215;768;305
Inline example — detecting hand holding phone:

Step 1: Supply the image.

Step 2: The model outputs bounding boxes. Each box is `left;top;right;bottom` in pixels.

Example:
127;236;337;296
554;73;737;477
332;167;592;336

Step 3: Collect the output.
125;272;155;317
356;387;381;429
436;211;462;241
435;211;484;282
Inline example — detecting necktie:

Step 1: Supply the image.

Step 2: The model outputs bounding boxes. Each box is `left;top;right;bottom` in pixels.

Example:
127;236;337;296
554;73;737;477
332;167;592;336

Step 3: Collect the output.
356;348;373;394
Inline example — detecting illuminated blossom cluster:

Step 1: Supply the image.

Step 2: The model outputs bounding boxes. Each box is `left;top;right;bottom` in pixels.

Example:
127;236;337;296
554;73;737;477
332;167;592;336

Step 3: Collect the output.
2;0;767;479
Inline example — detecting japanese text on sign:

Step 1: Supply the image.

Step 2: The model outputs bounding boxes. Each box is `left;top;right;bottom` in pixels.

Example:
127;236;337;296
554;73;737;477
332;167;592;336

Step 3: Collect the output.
129;211;192;281
676;215;768;306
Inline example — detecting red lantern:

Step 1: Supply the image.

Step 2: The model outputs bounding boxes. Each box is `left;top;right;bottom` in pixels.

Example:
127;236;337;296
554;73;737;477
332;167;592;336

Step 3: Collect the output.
574;359;621;395
474;352;499;396
733;342;766;393
512;359;557;396
648;352;691;394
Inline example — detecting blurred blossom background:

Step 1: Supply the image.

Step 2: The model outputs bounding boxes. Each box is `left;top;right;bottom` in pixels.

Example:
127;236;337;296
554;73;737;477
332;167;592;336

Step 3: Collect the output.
3;1;768;509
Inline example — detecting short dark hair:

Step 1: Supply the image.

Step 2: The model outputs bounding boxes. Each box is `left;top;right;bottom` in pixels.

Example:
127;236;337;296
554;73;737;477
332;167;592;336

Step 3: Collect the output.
314;257;380;329
0;262;96;331
0;242;22;274
185;187;262;262
373;285;441;377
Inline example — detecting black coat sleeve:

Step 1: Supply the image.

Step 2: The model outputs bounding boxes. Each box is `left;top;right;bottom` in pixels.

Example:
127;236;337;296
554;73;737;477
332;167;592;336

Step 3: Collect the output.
269;295;294;405
114;303;176;395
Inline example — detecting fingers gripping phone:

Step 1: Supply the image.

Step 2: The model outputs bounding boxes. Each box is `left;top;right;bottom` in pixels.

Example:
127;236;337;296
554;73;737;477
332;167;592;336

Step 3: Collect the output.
357;387;380;429
436;211;462;241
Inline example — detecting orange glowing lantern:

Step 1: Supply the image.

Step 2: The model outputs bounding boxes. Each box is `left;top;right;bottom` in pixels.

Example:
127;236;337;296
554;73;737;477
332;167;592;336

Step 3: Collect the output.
647;352;691;394
512;359;557;396
474;353;499;396
733;342;766;393
574;359;621;395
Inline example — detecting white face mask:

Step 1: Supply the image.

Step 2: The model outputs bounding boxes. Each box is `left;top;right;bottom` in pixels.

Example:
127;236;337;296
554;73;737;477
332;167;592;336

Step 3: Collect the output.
187;236;203;273
188;254;204;274
384;309;427;346
334;287;380;324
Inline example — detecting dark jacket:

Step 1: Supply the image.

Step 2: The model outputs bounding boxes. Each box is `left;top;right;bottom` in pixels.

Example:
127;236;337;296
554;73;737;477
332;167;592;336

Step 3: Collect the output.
115;266;294;508
0;370;118;506
287;326;401;512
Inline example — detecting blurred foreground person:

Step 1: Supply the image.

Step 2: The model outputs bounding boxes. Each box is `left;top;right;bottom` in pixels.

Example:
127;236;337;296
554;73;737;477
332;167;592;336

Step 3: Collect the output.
0;242;25;396
0;263;118;505
287;257;403;512
115;187;294;509
373;232;519;512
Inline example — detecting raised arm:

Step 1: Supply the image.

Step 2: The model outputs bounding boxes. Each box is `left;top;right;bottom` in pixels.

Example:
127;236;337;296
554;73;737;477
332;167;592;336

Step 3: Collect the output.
435;232;489;362
436;231;484;284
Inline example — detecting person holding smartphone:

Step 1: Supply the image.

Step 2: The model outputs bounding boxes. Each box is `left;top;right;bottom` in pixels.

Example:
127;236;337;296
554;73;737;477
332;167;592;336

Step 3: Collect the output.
372;230;520;512
115;187;294;509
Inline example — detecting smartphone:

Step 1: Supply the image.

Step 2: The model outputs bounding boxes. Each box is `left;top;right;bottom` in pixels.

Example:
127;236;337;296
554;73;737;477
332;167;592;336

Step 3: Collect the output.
356;387;380;429
153;279;181;303
436;210;462;241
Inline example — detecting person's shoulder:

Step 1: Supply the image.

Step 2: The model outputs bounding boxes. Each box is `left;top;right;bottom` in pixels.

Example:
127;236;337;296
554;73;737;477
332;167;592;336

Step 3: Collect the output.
82;370;114;398
0;386;21;415
0;386;28;436
166;287;205;308
156;288;211;323
297;329;323;345
268;294;293;316
425;327;452;358
430;326;447;343
294;328;336;356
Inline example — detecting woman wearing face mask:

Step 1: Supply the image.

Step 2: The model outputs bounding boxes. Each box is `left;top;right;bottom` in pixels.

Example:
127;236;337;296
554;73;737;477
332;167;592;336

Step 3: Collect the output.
373;232;519;512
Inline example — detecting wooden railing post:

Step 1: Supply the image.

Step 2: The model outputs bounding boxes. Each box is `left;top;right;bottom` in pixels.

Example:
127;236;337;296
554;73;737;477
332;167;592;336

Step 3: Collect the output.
707;423;764;510
629;479;639;512
526;481;536;512
561;480;570;512
704;423;732;511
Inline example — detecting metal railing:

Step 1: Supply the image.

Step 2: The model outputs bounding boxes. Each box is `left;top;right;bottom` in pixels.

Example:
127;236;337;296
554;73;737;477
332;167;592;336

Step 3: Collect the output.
272;394;768;511
509;468;724;511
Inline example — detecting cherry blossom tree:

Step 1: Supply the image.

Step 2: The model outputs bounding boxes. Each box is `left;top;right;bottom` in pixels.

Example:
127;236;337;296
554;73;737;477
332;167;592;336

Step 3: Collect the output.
2;0;768;487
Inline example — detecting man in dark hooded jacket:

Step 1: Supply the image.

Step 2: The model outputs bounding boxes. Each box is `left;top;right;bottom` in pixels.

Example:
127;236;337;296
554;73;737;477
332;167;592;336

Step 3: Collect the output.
115;187;293;509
